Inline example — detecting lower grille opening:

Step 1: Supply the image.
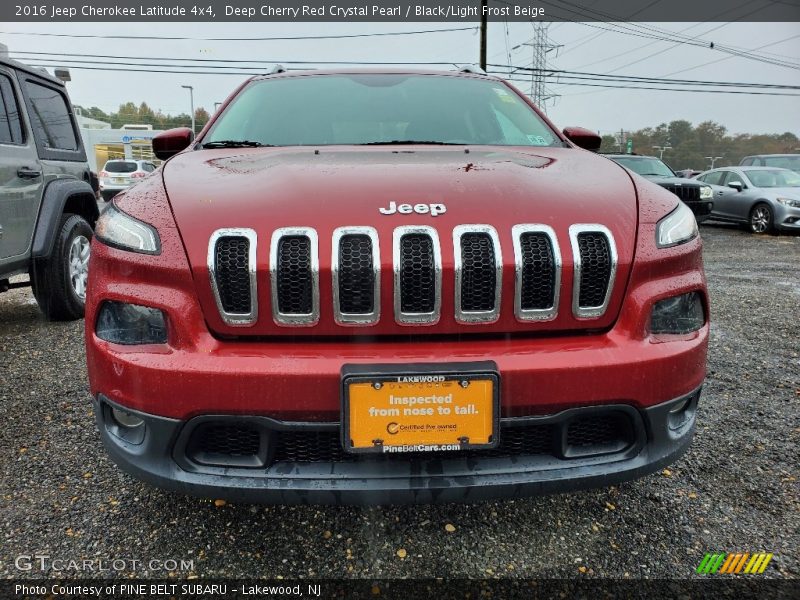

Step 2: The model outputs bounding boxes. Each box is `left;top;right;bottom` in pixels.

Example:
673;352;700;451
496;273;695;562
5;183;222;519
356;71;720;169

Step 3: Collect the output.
186;424;269;468
564;412;633;457
182;411;637;468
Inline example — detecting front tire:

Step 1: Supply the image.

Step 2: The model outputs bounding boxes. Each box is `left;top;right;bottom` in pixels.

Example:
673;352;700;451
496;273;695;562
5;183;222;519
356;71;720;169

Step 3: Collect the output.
749;203;774;234
32;213;93;321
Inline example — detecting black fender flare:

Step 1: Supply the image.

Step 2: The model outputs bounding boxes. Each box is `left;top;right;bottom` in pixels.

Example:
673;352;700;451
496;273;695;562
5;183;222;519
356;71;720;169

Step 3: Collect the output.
32;178;99;260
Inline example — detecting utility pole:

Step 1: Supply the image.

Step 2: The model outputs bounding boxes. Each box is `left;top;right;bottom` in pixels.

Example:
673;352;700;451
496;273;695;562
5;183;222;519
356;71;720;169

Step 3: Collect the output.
181;85;195;135
653;145;672;160
705;155;724;169
479;0;488;71
522;23;561;112
618;128;625;153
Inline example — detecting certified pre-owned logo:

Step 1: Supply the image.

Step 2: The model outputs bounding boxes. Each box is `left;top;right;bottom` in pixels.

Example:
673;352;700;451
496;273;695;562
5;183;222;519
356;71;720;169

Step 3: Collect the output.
386;422;400;435
379;201;446;217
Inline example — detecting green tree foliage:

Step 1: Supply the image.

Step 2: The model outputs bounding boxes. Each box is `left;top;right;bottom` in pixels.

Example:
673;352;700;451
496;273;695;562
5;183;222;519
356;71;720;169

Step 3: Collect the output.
74;102;211;132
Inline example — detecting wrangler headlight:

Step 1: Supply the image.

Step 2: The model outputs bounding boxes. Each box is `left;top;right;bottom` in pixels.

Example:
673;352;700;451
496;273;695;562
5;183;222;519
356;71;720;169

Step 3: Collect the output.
699;185;713;199
95;204;160;254
657;202;698;248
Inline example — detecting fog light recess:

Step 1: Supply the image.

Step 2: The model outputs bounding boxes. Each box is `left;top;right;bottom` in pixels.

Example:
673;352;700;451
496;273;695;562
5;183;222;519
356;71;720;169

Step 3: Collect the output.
650;292;705;334
96;300;167;345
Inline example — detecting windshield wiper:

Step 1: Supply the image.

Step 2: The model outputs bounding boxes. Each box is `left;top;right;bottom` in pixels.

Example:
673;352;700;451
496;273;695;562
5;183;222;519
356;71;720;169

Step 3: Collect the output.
201;140;271;148
639;173;669;176
359;140;464;146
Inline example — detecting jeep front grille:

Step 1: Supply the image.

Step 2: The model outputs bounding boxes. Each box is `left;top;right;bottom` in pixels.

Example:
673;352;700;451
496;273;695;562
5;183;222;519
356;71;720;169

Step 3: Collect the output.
207;224;618;327
208;228;257;326
270;228;319;326
512;225;561;321
569;225;617;319
661;184;700;202
453;225;502;323
393;226;441;324
332;227;380;325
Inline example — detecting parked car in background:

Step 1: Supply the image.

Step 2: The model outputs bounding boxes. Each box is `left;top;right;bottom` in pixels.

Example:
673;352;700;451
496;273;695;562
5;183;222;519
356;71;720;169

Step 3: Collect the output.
739;154;800;173
676;169;702;179
695;166;800;234
603;154;713;221
99;159;158;201
0;55;98;320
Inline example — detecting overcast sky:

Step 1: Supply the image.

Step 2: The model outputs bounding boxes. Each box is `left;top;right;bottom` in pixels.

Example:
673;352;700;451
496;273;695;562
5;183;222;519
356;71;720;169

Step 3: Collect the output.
2;20;798;136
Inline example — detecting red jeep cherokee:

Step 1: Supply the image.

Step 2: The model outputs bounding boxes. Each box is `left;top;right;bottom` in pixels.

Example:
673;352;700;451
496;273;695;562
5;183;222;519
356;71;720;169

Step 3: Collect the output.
85;69;708;504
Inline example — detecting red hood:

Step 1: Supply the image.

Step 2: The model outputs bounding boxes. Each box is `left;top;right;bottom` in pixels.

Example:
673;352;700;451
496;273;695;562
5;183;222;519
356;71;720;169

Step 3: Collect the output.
162;145;638;336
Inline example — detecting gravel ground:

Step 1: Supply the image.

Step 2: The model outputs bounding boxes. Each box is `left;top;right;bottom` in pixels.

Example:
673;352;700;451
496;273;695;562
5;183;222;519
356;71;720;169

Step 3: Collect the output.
0;223;797;581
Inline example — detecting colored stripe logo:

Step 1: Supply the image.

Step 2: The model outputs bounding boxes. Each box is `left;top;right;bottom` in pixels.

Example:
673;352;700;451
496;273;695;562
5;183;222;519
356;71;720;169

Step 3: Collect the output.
697;552;773;574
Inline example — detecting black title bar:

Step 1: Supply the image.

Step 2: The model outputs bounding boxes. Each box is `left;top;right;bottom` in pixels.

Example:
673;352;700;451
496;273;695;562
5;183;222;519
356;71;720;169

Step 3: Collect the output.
3;0;799;22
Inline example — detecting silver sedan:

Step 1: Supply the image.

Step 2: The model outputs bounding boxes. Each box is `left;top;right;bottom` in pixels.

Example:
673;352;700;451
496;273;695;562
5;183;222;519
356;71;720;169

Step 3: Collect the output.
695;166;800;234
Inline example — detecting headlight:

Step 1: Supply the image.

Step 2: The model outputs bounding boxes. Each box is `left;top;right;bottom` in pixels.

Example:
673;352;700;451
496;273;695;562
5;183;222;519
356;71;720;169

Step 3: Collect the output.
95;203;160;254
656;202;698;248
650;292;705;334
777;197;800;208
699;185;713;199
96;300;167;344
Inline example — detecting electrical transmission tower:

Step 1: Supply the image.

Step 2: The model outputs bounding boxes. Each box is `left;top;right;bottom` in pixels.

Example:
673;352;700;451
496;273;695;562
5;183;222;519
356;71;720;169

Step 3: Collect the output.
522;23;561;112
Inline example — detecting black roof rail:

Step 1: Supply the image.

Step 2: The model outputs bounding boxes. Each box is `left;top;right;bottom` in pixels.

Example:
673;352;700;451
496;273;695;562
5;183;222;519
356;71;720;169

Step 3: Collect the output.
455;64;487;75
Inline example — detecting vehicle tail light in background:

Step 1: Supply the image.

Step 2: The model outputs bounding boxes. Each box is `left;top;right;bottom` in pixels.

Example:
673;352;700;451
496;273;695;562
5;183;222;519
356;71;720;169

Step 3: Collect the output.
99;170;109;178
131;172;146;178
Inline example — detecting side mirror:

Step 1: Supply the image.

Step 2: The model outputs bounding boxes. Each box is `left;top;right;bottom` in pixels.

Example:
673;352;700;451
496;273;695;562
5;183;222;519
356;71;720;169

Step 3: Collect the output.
562;127;602;152
727;181;743;192
152;127;194;160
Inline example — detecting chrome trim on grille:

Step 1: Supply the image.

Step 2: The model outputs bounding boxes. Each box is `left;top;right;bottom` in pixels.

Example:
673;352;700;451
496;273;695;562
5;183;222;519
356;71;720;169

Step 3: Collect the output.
568;224;617;319
332;226;380;326
393;225;442;325
453;224;502;324
270;227;319;326
207;228;258;327
512;224;561;322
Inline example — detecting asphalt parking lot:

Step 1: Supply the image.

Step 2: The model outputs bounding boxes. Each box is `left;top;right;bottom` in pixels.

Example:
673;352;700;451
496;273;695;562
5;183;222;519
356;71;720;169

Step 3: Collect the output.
1;223;797;580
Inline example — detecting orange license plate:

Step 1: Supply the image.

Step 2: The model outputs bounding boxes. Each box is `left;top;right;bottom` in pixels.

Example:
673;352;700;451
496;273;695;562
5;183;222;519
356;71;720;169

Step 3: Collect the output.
342;367;499;454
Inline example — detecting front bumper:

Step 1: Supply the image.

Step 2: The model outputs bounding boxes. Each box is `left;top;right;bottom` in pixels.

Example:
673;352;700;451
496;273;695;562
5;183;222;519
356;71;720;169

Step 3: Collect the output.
94;387;700;505
775;204;800;231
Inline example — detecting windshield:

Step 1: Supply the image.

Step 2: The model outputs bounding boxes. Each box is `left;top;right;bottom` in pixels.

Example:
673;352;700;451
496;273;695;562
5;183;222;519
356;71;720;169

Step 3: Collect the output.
611;156;674;177
104;161;138;173
762;156;800;171
744;169;800;187
204;74;560;147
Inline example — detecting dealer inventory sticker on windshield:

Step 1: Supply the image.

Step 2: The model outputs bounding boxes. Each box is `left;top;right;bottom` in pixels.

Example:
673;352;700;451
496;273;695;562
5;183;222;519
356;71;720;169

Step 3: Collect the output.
344;373;498;453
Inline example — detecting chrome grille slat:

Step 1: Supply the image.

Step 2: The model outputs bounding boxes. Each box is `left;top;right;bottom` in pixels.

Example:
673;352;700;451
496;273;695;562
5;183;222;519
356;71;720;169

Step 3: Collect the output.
393;225;441;325
512;224;560;321
569;224;617;319
207;228;257;327
332;226;380;325
270;227;319;326
453;225;502;323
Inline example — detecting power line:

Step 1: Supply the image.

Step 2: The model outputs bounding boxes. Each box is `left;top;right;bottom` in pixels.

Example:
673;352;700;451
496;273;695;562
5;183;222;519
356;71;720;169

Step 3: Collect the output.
490;64;800;89
0;26;477;41
502;77;800;96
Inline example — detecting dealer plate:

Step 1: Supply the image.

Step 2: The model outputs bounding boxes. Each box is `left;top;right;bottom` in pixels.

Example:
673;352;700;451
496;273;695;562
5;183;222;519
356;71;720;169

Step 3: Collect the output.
342;365;499;454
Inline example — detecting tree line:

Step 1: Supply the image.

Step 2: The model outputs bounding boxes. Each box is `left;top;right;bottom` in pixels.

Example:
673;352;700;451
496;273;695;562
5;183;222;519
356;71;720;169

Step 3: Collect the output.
599;120;799;171
75;102;211;133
